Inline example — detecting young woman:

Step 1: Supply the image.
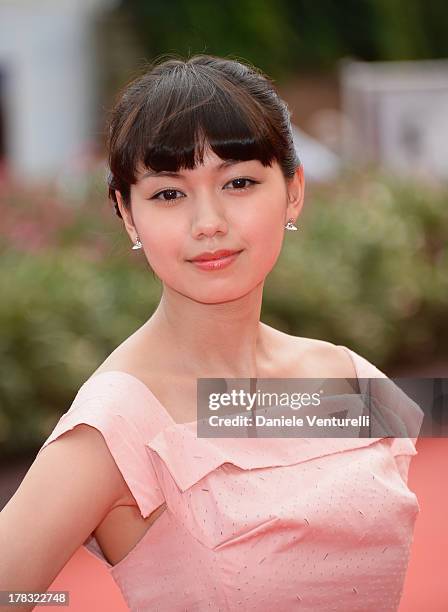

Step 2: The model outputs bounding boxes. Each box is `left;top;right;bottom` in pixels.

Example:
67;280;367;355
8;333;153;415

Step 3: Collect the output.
0;54;421;612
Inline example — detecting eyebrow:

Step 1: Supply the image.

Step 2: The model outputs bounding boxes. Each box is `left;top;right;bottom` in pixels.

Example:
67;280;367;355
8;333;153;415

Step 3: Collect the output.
140;159;245;180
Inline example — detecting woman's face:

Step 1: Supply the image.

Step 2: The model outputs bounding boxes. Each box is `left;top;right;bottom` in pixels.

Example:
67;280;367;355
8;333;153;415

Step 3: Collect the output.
117;147;304;304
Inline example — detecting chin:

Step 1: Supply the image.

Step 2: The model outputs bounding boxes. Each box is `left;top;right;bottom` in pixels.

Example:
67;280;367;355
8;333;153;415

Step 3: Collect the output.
182;284;250;304
194;291;245;305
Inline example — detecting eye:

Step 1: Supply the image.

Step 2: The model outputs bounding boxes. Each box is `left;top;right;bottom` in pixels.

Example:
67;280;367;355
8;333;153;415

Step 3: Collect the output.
223;178;258;191
150;188;185;203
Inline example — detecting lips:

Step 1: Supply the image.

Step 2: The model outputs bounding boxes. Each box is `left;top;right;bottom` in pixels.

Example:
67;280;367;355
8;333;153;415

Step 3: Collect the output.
189;249;242;262
189;249;243;273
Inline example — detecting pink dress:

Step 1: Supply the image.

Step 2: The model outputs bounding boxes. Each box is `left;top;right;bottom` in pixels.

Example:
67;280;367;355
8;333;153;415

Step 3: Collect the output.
36;345;423;612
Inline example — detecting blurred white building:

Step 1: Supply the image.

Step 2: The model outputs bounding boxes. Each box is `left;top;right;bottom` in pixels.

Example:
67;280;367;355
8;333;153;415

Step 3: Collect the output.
0;0;118;182
340;58;448;180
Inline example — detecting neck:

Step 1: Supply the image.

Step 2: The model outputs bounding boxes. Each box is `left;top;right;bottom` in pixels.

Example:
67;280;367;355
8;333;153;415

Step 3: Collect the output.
143;282;271;378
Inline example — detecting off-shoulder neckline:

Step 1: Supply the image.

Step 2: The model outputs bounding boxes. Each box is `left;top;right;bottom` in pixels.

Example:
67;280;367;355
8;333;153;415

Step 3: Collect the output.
85;344;361;429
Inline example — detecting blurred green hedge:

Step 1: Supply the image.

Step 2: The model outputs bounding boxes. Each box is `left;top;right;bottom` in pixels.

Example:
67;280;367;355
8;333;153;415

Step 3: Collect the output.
0;168;447;457
118;0;448;79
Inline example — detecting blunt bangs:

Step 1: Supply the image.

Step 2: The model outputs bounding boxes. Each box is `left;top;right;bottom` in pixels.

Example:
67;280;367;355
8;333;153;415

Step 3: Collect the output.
142;94;277;176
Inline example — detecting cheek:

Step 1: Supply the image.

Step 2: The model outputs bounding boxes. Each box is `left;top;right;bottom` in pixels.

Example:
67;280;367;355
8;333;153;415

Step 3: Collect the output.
239;195;285;258
135;215;183;270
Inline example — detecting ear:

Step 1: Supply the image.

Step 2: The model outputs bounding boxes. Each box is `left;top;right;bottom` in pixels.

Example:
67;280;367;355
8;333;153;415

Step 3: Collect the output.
285;164;305;225
115;190;138;242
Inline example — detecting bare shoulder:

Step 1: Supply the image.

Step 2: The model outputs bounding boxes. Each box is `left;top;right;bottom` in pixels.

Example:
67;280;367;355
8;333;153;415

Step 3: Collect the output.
264;325;356;378
90;325;147;377
297;337;356;377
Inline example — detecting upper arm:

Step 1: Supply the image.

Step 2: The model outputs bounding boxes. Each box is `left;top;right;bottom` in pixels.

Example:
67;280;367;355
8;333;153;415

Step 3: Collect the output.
0;424;129;602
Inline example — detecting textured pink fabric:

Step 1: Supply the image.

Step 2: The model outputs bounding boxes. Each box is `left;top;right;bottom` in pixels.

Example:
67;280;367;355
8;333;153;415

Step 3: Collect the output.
37;345;423;611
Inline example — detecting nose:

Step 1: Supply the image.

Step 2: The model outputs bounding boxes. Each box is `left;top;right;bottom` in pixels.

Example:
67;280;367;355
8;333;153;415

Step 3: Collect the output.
191;197;228;240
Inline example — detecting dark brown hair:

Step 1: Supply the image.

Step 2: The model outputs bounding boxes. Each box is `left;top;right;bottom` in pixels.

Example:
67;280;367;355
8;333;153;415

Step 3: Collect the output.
106;53;301;219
